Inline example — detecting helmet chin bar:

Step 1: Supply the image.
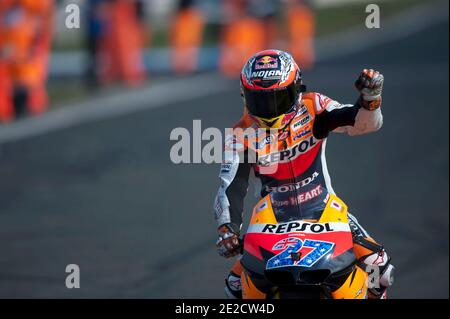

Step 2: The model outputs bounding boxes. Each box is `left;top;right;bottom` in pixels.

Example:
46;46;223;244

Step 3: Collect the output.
247;91;304;131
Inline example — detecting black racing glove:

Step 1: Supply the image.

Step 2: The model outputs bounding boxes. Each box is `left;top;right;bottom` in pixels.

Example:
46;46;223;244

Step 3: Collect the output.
355;69;384;111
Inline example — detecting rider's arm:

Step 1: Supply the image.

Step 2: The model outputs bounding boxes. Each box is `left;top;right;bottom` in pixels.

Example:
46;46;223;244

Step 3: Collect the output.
312;97;383;139
214;148;251;231
313;69;384;139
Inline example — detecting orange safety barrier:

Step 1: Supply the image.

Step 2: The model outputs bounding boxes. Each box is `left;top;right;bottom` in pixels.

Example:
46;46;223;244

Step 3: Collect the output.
0;62;13;122
170;6;205;75
286;2;316;70
219;16;266;78
98;0;147;87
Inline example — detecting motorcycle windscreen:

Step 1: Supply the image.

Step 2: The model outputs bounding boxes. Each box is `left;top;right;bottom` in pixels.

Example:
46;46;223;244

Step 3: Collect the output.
269;184;329;223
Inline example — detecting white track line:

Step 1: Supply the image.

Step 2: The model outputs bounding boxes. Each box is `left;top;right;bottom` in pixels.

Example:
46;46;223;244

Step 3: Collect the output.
0;1;448;144
0;73;231;143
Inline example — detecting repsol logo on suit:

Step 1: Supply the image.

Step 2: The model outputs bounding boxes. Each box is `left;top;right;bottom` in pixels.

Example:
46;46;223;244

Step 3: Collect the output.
258;136;318;166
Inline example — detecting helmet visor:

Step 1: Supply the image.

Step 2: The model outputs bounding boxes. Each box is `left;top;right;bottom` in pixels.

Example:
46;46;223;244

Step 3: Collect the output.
244;82;299;118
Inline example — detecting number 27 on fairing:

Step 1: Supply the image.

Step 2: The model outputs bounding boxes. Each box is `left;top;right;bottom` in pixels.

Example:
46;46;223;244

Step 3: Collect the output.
267;238;334;269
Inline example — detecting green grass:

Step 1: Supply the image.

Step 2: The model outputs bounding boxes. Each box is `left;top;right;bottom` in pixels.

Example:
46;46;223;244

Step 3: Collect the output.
47;79;90;107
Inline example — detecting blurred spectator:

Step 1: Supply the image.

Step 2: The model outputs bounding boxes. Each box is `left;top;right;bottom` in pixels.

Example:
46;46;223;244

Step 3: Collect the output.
97;0;148;87
0;0;54;122
0;57;13;121
169;0;205;75
219;0;265;78
283;0;315;69
85;0;105;88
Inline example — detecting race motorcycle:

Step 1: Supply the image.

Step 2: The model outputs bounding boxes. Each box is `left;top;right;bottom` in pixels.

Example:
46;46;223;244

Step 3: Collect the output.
240;184;369;299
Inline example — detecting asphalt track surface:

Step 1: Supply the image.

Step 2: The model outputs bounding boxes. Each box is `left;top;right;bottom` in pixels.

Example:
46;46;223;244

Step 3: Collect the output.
0;19;448;299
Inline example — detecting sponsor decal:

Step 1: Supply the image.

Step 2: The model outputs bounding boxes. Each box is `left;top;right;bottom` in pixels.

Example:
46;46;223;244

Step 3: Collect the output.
256;201;268;212
278;130;289;141
330;200;343;211
300;114;312;125
291;121;302;131
316;93;341;112
297;106;308;117
220;163;231;173
293;127;312;141
254;55;278;70
318;94;333;108
261;221;335;234
265;172;320;193
258;136;318;166
254;135;274;150
281;111;297;126
291;114;312;131
267;238;335;269
253;130;291;149
271;185;323;207
251;69;283;80
247;221;351;235
295;185;323;203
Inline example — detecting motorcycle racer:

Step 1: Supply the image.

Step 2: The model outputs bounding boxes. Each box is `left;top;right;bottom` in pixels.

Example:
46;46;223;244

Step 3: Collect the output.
213;50;394;299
